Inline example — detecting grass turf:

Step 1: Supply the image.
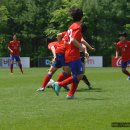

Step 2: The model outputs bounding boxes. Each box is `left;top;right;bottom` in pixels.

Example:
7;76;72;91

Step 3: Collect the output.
0;67;130;130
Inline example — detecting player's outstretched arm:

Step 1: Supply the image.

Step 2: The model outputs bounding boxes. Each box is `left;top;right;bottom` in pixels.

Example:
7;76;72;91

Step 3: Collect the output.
81;38;95;51
82;44;89;59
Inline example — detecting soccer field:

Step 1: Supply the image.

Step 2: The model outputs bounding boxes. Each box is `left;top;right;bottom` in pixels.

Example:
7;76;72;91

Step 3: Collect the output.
0;67;130;130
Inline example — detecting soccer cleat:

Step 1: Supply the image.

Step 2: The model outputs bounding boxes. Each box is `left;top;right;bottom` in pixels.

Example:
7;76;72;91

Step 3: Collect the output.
88;84;93;90
53;82;61;96
82;75;92;90
37;87;44;92
127;76;130;80
66;95;75;99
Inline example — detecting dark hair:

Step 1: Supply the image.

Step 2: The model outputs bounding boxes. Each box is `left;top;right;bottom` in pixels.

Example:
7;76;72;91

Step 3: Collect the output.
70;8;83;22
118;32;127;37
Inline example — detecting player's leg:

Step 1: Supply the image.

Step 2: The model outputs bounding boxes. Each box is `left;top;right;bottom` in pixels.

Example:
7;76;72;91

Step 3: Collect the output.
56;54;71;91
66;60;84;98
53;75;77;96
56;71;71;91
37;66;58;91
66;73;83;98
121;61;130;80
9;55;14;74
57;66;71;91
56;71;70;91
53;59;83;97
66;81;79;99
16;56;23;74
81;62;92;89
82;75;92;89
37;55;61;91
56;54;71;82
57;66;71;81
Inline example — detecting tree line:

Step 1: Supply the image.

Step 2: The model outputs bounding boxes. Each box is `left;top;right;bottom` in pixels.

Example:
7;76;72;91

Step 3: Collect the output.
0;0;130;66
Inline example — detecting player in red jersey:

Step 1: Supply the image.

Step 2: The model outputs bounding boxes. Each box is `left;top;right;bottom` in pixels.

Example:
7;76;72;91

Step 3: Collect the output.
8;35;23;74
57;29;95;90
37;36;70;91
53;8;86;99
116;32;130;80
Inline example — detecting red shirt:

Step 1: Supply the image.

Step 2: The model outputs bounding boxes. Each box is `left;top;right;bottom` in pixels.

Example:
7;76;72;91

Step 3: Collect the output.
64;22;82;63
48;41;58;50
116;40;130;62
8;40;21;56
55;32;67;54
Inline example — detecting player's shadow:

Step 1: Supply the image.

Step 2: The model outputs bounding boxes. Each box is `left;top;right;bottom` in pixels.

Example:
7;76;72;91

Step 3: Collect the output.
83;97;109;101
77;88;102;92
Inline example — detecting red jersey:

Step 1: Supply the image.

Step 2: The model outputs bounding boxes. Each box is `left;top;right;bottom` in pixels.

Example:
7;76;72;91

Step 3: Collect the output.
116;40;130;62
48;41;58;50
55;32;67;54
8;40;21;56
64;22;82;63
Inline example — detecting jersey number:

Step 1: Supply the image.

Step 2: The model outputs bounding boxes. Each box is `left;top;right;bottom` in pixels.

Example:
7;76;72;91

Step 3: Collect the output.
66;29;72;44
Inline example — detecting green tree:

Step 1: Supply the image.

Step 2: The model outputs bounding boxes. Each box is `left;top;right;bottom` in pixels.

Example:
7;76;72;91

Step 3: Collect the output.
45;0;82;36
0;5;9;56
0;0;129;66
125;1;130;34
81;0;127;66
2;0;52;66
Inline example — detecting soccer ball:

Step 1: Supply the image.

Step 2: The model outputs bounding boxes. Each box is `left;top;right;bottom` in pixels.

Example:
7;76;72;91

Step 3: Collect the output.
46;79;55;88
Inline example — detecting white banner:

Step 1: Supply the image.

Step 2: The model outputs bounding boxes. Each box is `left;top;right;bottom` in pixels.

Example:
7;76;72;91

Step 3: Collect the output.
85;56;103;67
0;57;30;68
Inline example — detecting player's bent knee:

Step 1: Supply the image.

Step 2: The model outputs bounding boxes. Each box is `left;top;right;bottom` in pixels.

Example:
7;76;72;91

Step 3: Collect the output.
48;67;57;74
72;76;79;83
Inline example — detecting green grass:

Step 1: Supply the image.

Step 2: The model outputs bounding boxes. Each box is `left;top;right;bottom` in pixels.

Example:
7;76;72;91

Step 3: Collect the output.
0;67;130;130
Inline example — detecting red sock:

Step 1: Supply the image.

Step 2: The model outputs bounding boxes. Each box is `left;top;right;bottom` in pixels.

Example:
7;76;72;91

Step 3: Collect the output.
58;76;73;86
57;72;66;82
42;74;52;88
67;82;79;96
57;72;71;82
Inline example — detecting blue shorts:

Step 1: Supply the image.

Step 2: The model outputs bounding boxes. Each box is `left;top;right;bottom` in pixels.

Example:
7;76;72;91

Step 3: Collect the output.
10;55;21;62
121;60;130;68
68;59;83;75
52;54;68;68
